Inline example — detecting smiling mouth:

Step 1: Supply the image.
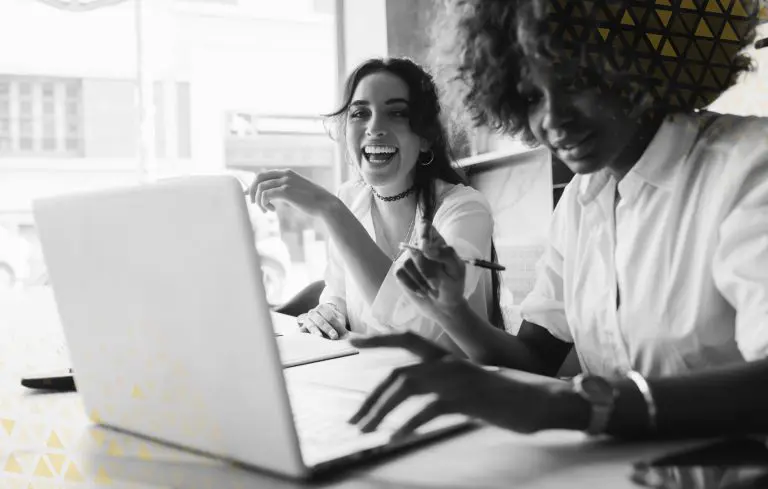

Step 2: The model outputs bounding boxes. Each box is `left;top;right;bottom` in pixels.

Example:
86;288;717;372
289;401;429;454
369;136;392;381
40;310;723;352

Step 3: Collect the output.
363;145;398;165
552;134;595;160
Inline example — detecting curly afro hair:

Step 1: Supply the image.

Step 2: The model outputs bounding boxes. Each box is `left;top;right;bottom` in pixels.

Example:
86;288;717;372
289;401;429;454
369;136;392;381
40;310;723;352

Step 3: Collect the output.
431;0;760;144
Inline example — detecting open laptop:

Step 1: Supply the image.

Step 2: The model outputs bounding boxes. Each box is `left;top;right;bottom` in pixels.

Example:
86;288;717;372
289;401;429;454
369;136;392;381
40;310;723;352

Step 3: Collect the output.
33;175;472;479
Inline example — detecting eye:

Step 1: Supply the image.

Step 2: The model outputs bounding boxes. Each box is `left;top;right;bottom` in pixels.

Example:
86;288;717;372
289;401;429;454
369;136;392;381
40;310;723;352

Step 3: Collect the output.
348;108;369;120
390;109;410;118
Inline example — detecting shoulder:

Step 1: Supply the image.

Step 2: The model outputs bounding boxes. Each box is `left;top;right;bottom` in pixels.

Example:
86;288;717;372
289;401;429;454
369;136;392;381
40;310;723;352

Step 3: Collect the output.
695;113;768;165
433;180;492;216
337;178;369;206
690;113;768;192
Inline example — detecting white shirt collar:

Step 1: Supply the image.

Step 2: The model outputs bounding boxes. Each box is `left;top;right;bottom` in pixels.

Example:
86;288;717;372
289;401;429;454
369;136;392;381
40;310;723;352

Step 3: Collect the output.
578;113;701;205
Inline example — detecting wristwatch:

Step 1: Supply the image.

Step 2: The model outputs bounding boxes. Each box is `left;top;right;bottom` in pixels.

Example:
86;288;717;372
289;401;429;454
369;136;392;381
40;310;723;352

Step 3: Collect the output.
572;374;617;435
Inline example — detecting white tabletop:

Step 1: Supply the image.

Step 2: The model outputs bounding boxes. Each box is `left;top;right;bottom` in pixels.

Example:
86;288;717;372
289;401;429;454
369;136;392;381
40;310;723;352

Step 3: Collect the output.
0;288;699;488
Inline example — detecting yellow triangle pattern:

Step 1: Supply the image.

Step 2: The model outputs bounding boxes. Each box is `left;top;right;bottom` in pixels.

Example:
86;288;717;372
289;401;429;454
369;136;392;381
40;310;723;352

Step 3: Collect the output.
1;418;15;435
657;10;672;26
131;384;144;399
705;0;723;13
107;440;123;457
138;444;153;461
661;40;678;57
647;33;663;49
64;462;85;482
89;409;102;423
542;0;759;113
696;19;714;37
4;454;23;473
45;454;66;474
46;431;63;449
94;467;112;484
90;429;106;446
33;457;53;478
720;22;738;41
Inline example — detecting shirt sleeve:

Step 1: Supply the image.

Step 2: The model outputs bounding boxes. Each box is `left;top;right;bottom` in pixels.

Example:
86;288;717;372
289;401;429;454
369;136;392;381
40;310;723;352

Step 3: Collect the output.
712;132;768;362
368;187;495;350
519;181;574;343
317;182;362;317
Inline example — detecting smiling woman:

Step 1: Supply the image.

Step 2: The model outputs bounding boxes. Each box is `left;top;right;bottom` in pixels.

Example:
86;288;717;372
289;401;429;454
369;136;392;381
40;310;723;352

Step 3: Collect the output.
250;57;504;353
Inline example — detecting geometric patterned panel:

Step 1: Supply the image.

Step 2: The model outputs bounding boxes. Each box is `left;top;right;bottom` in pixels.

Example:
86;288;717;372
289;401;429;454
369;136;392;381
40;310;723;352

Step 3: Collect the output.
545;0;760;113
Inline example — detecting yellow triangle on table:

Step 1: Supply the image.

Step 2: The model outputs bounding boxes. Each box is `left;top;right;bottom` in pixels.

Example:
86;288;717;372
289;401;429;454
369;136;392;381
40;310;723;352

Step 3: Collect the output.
89;409;102;423
598;27;611;41
131;385;144;399
4;454;23;473
45;454;66;475
138;445;152;461
696;19;714;37
33;457;53;478
94;467;111;484
90;429;106;446
64;462;84;482
656;0;671;5
1;418;15;436
621;11;635;25
681;0;697;9
47;431;64;449
107;440;123;457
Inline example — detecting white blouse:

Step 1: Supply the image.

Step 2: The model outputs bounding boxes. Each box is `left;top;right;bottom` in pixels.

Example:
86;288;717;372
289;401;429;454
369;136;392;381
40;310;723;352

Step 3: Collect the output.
318;179;495;353
520;112;768;379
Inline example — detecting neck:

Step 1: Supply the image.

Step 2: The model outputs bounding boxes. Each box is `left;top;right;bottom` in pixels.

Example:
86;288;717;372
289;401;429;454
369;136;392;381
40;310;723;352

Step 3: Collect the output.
372;191;417;221
606;114;665;183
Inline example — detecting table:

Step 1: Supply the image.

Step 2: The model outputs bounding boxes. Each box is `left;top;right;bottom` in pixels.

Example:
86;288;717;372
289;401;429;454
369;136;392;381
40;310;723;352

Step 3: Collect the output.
0;288;699;488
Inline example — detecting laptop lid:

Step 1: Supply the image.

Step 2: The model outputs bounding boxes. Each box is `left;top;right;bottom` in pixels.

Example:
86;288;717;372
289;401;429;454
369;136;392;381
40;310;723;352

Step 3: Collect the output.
34;175;309;478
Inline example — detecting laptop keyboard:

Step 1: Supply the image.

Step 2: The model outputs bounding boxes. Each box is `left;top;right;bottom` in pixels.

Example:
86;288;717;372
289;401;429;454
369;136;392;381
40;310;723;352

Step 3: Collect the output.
287;384;397;462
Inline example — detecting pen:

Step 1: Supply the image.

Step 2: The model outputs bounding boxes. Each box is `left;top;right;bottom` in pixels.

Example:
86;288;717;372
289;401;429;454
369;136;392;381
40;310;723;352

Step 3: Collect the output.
398;243;506;271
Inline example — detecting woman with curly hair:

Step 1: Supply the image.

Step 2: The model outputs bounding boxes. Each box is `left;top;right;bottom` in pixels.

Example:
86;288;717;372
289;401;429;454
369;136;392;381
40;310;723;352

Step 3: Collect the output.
250;57;503;352
348;0;768;439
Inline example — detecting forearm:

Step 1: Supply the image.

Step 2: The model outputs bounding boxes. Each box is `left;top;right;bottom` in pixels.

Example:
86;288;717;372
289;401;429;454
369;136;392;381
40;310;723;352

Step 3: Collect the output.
607;358;768;439
322;198;392;305
435;301;552;374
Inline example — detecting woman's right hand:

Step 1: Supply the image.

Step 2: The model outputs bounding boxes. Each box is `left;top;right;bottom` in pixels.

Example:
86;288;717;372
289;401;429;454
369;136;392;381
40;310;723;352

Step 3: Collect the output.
297;303;347;340
395;222;467;319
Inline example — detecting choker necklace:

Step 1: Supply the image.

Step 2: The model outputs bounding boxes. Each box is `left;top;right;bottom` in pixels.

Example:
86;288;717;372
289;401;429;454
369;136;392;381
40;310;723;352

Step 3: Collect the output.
371;184;416;202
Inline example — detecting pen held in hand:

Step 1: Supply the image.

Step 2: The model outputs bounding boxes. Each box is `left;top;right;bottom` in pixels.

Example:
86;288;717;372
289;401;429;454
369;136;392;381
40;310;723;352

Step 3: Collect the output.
398;243;506;271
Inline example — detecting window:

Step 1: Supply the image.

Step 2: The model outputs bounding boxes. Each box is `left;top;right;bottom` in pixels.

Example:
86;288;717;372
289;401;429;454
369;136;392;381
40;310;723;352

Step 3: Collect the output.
0;76;83;157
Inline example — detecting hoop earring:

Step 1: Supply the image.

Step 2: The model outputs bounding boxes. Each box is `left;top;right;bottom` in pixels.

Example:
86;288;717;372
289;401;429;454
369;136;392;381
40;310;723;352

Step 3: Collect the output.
419;149;434;167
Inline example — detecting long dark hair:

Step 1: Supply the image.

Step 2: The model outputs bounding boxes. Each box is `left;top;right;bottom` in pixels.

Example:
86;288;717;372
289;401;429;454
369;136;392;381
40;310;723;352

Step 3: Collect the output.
324;57;504;330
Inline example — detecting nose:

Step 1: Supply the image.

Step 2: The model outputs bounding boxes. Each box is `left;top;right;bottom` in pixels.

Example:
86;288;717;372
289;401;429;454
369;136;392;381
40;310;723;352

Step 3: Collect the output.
365;113;388;137
540;91;576;132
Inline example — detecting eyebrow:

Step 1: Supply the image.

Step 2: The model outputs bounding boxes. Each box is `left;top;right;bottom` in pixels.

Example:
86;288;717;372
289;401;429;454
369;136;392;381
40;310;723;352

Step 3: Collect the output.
350;98;410;107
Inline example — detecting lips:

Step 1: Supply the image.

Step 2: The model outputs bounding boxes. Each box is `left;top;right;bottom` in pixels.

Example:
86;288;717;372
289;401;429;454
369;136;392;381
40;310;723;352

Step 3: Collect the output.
551;133;596;161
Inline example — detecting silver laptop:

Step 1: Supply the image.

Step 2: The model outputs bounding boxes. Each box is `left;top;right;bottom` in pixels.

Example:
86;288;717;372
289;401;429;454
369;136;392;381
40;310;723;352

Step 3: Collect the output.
33;175;471;479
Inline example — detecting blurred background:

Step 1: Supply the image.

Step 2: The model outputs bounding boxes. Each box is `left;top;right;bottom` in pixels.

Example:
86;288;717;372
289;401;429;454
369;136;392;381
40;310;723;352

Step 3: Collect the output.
0;0;766;309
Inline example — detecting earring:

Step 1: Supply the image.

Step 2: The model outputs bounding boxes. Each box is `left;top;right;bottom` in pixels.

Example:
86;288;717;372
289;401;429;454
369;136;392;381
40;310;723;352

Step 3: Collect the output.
419;149;434;167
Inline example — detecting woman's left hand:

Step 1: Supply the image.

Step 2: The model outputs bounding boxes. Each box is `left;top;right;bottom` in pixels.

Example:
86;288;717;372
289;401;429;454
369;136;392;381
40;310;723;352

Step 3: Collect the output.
348;332;585;438
249;169;337;218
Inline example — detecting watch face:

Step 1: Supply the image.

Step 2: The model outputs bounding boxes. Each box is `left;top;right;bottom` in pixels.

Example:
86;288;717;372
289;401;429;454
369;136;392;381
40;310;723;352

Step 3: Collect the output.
580;376;615;405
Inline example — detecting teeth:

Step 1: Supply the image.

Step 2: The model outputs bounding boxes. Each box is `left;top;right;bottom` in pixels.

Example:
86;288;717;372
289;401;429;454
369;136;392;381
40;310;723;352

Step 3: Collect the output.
364;145;397;155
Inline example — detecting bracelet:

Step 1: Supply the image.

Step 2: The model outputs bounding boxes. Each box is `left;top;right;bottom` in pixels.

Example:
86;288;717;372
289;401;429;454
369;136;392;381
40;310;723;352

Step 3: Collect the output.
626;370;657;433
